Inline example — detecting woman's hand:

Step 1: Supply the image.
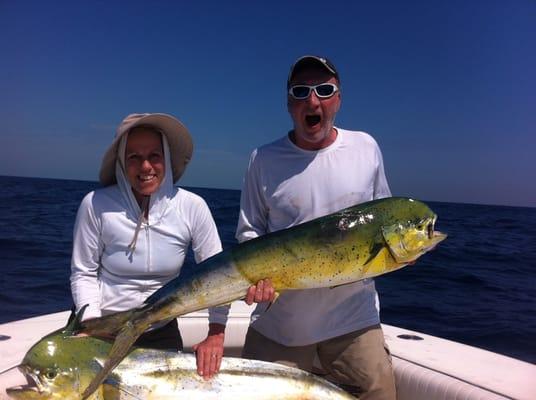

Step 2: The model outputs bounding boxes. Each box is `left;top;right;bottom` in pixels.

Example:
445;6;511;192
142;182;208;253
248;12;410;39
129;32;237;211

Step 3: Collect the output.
192;323;225;380
245;278;276;305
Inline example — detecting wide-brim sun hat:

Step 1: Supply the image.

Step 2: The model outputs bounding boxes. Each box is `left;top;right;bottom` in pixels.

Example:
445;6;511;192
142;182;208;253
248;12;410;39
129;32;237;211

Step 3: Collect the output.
99;113;193;186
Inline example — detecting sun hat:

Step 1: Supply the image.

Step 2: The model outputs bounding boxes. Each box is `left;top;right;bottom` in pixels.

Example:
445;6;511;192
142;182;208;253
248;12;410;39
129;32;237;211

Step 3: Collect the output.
99;113;193;186
287;55;340;89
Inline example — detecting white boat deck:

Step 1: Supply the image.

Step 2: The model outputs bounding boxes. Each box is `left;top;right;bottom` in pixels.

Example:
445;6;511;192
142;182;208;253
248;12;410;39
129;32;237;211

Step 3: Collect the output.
1;302;534;400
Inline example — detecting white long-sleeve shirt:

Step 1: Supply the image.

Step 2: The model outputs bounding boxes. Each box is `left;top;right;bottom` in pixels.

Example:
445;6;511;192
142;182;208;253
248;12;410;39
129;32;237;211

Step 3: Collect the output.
236;128;391;346
71;134;228;325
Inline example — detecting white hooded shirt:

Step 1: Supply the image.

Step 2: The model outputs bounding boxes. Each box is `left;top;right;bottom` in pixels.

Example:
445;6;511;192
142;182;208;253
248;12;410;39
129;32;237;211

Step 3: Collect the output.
70;134;228;325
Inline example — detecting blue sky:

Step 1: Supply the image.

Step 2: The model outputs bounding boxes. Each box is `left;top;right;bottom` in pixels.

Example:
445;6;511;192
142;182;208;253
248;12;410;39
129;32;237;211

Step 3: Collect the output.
1;0;534;207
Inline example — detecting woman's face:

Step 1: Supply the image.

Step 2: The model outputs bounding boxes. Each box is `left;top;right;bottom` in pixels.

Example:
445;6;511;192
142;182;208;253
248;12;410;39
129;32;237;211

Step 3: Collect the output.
125;127;165;203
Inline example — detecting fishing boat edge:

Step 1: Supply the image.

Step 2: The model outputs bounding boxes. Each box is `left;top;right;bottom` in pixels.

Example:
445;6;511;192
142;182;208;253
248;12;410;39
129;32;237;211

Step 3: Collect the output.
0;302;534;400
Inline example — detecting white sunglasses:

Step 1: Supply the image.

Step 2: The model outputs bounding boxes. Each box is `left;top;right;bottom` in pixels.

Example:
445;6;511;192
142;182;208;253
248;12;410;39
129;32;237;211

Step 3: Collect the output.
288;83;339;99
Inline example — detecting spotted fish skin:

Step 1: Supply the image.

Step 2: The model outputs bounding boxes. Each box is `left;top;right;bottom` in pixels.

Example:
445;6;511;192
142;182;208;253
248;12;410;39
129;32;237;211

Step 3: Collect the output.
80;197;447;398
6;328;357;399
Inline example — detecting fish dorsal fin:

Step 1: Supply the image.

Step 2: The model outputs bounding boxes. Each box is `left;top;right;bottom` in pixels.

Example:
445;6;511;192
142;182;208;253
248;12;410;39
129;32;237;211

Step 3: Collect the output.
64;304;88;335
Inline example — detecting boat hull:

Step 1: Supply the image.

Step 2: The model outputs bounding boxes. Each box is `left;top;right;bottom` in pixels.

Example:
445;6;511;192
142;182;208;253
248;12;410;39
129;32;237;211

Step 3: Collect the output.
1;302;534;400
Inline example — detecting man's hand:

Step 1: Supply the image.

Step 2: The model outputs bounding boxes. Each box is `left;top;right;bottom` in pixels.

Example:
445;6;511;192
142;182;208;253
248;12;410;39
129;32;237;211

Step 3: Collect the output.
245;278;276;305
192;323;225;380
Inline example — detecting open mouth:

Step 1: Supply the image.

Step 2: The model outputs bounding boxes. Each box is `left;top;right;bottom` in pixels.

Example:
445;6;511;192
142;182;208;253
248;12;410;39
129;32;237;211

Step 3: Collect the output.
428;216;447;246
431;230;448;244
6;366;43;396
5;385;40;396
305;114;321;127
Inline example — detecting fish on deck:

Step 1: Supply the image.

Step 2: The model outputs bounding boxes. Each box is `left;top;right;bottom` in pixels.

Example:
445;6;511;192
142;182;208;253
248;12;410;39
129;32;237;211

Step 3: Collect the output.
6;315;357;399
80;197;447;398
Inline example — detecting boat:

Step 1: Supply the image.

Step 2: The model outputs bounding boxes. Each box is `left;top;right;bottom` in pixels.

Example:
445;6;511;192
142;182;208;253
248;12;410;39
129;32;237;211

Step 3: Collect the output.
0;301;534;400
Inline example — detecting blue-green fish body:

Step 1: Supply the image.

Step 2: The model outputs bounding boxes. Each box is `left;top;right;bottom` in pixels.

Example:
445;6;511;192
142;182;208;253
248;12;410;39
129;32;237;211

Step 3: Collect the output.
81;197;447;397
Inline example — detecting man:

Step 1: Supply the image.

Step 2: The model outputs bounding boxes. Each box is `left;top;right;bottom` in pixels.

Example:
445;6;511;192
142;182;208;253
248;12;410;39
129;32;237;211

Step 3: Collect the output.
236;55;396;400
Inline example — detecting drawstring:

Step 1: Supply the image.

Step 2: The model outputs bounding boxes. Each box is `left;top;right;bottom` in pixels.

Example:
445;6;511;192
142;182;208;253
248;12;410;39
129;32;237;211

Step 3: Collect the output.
128;196;149;253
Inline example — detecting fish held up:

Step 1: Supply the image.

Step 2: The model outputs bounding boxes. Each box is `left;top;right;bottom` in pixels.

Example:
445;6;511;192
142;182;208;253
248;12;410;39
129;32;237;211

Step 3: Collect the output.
80;197;447;398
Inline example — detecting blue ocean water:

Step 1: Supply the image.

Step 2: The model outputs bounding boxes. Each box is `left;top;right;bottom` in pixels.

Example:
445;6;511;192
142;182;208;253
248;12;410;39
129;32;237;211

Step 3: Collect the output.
0;176;534;364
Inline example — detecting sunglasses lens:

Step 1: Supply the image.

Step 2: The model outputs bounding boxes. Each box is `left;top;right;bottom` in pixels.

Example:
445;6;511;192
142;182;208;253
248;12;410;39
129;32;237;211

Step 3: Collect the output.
291;86;311;99
315;84;336;97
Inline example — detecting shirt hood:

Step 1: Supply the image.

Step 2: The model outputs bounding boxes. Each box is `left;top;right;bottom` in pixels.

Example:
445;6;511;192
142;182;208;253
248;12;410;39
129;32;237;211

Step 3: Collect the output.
115;132;175;227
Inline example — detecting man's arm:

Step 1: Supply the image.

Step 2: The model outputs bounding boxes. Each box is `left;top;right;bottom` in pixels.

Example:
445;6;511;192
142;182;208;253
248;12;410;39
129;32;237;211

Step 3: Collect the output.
236;149;269;243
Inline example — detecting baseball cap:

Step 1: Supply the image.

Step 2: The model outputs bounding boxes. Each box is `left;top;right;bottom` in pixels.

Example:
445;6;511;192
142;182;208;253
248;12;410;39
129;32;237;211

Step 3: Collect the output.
287;55;340;88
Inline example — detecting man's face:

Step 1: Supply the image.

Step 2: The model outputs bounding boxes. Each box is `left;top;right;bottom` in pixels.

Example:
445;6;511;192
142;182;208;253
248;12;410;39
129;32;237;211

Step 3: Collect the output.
287;67;341;150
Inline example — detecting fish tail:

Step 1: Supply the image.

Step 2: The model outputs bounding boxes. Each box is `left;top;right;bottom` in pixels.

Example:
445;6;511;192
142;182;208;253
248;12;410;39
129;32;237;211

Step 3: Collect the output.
82;317;150;399
80;309;136;338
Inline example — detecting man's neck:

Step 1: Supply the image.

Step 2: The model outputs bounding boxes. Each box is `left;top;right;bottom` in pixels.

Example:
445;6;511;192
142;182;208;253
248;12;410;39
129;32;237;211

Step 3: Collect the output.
289;127;338;150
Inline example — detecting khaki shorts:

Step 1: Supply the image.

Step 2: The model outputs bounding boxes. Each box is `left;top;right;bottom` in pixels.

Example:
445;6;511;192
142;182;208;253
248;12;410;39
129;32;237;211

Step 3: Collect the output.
242;324;396;400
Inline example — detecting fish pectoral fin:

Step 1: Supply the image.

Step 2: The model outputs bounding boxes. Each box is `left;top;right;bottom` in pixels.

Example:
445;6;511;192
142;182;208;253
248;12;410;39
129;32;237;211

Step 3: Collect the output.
362;242;393;277
363;241;384;267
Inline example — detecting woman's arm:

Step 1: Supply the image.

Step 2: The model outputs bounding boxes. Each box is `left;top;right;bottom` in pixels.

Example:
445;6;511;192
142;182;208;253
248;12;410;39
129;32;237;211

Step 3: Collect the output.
70;192;102;321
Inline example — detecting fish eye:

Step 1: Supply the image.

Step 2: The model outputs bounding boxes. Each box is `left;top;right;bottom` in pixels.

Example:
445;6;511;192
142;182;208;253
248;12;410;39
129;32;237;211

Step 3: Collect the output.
45;370;57;379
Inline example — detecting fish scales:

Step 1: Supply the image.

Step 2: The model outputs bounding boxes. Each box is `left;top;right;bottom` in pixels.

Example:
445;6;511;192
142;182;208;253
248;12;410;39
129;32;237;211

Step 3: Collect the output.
230;200;399;287
7;328;357;399
78;197;446;398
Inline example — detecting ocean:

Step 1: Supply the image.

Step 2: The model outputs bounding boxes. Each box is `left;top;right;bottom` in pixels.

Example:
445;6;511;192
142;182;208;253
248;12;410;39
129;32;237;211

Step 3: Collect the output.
0;175;534;364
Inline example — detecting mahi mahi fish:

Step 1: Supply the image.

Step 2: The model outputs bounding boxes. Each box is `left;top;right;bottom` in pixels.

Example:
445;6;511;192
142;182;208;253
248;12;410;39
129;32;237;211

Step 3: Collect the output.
6;312;356;399
80;197;447;398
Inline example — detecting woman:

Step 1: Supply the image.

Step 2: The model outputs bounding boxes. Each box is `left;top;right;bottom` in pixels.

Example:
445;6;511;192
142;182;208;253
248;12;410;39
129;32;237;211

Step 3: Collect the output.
70;113;235;378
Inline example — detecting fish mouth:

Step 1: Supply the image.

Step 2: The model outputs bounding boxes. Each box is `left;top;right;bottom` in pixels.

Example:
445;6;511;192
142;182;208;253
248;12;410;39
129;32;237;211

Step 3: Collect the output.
428;230;447;249
6;365;45;396
5;385;40;398
424;215;447;250
382;216;448;264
